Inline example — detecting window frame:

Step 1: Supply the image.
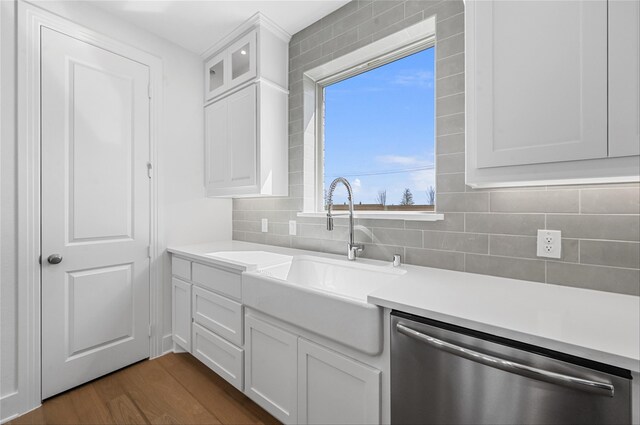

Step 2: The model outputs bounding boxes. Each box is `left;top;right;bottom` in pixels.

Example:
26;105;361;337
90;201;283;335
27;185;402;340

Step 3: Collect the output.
299;17;443;221
315;38;437;213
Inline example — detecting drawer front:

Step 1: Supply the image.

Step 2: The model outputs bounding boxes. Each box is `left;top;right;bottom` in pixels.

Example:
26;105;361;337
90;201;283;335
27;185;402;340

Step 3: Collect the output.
172;257;191;280
192;286;243;346
192;262;241;300
192;323;244;391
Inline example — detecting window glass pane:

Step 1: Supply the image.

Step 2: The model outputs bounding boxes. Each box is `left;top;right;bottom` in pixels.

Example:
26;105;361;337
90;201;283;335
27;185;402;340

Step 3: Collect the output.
323;47;436;211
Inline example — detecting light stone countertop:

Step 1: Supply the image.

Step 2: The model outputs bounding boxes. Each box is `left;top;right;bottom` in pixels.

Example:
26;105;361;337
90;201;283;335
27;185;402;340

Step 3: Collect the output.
168;240;640;373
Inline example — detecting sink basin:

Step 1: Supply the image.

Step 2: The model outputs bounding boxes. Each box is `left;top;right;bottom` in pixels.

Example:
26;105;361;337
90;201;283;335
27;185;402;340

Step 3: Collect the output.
204;250;292;269
242;255;406;355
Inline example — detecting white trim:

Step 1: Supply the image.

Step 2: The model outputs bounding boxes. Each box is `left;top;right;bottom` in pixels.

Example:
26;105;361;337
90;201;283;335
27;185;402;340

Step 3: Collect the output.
16;1;163;416
200;12;291;60
162;334;174;355
296;212;444;222
301;17;438;217
0;392;20;425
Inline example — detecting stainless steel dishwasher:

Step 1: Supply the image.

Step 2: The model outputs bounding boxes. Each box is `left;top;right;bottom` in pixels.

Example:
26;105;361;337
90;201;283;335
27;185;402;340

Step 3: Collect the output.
391;311;632;424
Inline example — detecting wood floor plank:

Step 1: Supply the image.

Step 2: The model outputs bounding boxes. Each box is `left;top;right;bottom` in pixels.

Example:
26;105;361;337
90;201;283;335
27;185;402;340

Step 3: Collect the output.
67;382;114;424
107;394;148;425
115;357;222;425
157;353;276;425
41;392;82;424
177;354;279;425
9;353;280;425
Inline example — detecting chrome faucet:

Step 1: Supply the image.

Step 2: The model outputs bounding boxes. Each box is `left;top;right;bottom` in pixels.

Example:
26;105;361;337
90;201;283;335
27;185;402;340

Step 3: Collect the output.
326;177;364;260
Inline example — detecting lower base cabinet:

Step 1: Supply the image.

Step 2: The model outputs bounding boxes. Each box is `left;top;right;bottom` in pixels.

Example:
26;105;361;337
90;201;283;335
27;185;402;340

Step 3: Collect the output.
244;314;298;424
244;314;382;425
192;322;244;391
171;278;192;351
298;338;380;425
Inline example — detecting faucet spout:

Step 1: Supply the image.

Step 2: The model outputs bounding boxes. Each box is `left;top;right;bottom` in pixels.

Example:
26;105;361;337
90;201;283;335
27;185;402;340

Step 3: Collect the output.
326;177;364;260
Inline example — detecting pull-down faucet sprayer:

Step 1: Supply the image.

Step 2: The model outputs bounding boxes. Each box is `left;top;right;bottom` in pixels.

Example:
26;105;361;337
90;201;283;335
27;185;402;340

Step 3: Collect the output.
326;177;365;260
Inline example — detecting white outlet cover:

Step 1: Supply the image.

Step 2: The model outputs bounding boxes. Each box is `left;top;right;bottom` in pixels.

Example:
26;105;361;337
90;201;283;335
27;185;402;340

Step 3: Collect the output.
537;229;561;259
261;218;268;233
289;220;297;236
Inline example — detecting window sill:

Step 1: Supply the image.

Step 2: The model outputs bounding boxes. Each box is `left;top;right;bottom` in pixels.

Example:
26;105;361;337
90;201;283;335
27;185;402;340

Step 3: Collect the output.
297;211;444;222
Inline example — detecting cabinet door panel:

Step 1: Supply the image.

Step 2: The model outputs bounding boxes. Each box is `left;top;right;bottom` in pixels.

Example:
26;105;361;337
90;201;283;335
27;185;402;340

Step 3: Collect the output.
192;286;243;346
205;100;228;188
298;339;380;425
228;85;257;187
470;0;607;168
171;278;191;351
245;315;297;424
192;323;244;391
609;0;640;157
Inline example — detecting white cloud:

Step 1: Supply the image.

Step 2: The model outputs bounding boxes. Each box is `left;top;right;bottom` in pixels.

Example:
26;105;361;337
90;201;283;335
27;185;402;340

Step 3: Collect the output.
410;168;435;192
392;70;434;89
376;155;421;165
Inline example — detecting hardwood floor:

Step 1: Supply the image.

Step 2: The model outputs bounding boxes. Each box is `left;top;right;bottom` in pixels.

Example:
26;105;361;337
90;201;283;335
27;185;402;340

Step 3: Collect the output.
10;353;279;425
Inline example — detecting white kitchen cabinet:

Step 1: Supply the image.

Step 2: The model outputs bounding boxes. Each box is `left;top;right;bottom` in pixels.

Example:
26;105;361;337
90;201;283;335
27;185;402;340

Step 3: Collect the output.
171;277;191;351
205;31;257;101
298;338;381;425
609;0;640;157
244;314;298;424
192;323;244;391
192;285;243;346
204;15;288;102
205;82;288;197
203;14;290;198
466;0;640;187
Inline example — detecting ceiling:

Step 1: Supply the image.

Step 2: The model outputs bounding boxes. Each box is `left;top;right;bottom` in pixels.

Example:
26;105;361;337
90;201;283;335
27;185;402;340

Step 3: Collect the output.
89;0;350;56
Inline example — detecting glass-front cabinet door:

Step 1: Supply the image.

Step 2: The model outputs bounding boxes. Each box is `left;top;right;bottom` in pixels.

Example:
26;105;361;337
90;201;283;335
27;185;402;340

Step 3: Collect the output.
205;51;227;100
229;31;257;88
205;31;257;102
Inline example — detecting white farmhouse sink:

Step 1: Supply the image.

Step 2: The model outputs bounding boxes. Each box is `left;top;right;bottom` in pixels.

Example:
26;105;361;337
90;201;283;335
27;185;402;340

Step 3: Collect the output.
242;255;406;355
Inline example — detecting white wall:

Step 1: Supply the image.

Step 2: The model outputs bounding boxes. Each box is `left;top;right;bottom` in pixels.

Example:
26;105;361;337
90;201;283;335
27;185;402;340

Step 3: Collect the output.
0;1;231;420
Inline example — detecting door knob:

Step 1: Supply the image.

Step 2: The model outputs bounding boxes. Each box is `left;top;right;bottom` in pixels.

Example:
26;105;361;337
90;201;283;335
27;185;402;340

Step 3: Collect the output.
47;254;63;265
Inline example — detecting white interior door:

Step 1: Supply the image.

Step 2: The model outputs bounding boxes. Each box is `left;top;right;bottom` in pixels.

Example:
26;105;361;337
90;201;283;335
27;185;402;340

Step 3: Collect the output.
41;27;151;399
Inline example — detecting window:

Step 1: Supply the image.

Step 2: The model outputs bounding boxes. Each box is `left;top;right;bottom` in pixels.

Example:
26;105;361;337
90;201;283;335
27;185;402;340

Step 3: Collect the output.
320;45;435;212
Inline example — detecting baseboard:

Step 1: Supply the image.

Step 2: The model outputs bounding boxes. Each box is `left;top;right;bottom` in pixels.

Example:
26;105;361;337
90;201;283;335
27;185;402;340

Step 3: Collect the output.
161;334;174;355
0;391;38;425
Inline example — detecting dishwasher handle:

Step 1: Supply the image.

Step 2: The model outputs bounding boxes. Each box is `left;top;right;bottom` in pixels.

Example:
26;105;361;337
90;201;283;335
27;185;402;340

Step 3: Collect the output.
396;323;615;398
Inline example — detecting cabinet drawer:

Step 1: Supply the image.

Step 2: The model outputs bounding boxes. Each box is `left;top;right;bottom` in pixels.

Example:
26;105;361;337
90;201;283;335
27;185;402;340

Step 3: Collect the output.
192;262;241;300
193;286;243;346
172;257;191;280
192;323;244;391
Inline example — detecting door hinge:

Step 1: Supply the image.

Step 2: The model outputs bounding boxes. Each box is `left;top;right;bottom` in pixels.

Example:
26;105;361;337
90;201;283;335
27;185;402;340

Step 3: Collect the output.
147;246;151;258
147;162;152;179
148;324;152;337
147;83;152;99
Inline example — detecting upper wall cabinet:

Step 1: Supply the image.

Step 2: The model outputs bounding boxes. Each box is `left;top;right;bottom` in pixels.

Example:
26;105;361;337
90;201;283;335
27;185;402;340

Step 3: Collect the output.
466;0;640;187
609;0;640;158
203;14;290;197
204;14;289;102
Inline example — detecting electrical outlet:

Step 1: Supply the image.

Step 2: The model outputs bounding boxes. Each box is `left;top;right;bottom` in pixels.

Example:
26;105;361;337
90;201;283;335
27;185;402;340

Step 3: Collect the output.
261;218;268;233
289;220;297;236
537;230;561;259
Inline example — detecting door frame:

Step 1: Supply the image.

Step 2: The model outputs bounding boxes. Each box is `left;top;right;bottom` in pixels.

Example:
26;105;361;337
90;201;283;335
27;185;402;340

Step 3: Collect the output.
16;0;163;414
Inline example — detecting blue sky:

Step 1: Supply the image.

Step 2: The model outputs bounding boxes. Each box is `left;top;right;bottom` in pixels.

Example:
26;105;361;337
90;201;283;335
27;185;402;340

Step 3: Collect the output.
323;47;435;205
